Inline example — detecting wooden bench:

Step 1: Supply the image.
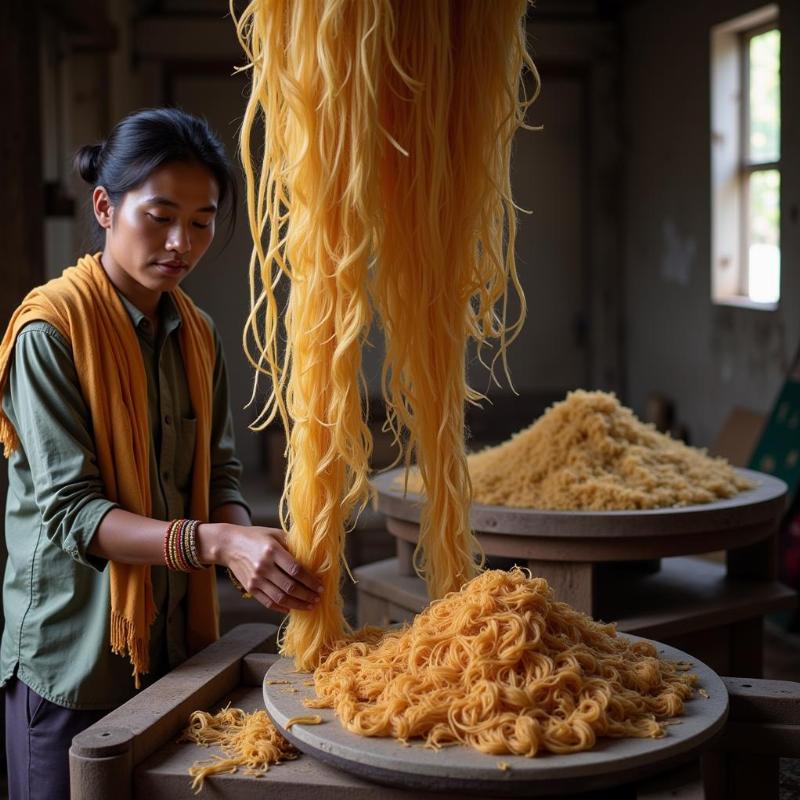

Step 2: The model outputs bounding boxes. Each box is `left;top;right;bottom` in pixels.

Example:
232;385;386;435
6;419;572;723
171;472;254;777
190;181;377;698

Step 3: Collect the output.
68;625;800;800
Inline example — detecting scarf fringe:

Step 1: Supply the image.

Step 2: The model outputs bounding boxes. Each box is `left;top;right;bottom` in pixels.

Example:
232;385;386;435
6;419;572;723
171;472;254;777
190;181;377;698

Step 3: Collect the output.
1;417;19;458
111;610;149;690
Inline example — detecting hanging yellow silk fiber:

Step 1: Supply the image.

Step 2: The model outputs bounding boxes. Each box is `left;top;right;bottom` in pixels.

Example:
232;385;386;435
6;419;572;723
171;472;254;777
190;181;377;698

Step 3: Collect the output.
372;1;535;599
233;0;537;669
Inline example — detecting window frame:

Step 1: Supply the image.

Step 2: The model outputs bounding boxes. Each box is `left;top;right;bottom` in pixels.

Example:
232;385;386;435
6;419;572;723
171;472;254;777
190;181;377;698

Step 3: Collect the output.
739;22;780;300
710;5;780;310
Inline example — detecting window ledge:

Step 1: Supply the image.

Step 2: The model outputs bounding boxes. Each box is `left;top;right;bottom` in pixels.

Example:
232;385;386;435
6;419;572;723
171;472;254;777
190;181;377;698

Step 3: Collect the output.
713;295;778;312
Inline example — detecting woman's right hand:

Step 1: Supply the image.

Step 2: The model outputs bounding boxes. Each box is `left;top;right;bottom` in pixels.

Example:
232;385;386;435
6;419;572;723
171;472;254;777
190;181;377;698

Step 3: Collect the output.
197;523;323;614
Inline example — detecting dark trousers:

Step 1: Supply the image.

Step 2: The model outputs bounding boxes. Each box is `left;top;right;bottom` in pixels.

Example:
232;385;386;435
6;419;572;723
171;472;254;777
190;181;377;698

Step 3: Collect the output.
4;677;104;800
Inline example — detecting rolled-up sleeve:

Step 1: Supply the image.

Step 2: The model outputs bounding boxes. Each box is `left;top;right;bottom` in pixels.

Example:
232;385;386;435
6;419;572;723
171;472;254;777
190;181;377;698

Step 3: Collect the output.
7;323;117;571
206;320;250;517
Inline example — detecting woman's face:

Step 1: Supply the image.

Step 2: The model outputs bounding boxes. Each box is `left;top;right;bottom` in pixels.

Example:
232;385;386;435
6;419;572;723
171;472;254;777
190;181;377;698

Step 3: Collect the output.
94;161;220;300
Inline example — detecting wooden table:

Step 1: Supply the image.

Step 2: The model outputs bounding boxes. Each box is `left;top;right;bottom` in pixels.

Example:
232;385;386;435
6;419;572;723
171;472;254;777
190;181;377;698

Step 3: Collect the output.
368;468;794;676
69;626;471;800
68;625;800;800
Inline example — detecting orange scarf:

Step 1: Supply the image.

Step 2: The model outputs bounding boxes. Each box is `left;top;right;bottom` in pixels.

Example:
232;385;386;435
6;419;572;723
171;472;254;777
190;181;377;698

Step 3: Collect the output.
0;254;219;685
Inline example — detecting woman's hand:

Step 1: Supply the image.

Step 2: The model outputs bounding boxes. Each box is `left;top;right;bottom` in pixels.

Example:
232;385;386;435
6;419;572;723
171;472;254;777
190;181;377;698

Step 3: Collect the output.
198;523;323;614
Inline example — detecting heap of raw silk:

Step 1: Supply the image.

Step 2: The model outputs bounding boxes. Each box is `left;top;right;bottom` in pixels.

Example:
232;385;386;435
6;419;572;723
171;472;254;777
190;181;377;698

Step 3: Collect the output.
404;390;753;510
182;706;297;792
183;569;697;789
462;390;754;510
232;0;538;669
308;568;698;754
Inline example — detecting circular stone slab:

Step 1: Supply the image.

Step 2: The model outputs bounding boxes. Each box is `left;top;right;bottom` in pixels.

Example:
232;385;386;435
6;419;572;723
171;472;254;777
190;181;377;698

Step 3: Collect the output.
371;467;787;540
263;637;728;797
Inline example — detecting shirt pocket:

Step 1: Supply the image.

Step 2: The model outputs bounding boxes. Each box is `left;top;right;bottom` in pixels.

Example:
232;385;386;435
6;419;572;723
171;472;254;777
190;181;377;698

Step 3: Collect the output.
174;415;197;496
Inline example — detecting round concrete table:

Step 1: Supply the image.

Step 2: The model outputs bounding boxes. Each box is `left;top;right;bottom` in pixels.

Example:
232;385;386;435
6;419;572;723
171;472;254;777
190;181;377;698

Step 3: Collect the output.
371;467;787;617
263;637;728;798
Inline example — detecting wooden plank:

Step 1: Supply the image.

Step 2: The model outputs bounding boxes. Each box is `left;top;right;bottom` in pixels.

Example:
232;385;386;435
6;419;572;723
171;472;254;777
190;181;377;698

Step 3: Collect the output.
71;624;276;800
356;557;795;641
604;558;795;639
386;516;780;562
133;685;478;800
355;559;429;614
242;653;279;686
71;624;276;770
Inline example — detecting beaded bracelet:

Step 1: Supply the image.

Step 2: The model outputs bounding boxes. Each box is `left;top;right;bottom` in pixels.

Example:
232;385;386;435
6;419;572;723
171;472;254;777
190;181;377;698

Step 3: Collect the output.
163;518;204;572
163;518;250;596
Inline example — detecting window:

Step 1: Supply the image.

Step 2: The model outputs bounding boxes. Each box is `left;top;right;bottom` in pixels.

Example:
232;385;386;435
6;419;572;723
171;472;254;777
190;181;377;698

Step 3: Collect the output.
711;6;780;308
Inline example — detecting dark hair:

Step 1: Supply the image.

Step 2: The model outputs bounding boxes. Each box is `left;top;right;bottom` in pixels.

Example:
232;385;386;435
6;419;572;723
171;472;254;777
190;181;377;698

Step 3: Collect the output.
74;107;238;248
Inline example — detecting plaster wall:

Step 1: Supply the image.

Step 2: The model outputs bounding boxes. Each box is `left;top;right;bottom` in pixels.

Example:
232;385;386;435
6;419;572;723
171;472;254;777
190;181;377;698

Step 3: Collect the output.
623;0;800;445
38;4;623;472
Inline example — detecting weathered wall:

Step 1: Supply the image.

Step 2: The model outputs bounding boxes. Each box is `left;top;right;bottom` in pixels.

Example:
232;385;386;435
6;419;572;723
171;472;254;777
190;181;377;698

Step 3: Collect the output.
623;0;800;445
123;10;624;465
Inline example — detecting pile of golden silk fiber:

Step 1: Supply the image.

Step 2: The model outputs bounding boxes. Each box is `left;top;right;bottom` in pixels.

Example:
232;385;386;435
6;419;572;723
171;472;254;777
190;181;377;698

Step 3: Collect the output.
407;390;753;510
309;568;697;754
185;569;697;787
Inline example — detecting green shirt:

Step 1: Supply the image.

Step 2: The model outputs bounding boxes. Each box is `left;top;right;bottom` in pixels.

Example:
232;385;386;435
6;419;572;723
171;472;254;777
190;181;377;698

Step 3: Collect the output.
1;291;249;709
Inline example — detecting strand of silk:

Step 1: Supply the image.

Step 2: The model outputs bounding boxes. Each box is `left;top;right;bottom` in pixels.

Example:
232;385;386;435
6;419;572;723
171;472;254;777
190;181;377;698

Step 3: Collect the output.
373;0;532;598
372;0;474;597
262;0;382;667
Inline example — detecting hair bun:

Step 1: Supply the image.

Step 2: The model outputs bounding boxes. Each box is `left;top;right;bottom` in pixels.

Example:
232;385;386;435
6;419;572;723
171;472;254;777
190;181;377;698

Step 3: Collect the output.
74;143;103;184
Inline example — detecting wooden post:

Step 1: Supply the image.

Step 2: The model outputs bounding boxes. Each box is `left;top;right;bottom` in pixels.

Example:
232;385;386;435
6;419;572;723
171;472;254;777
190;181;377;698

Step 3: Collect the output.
69;728;133;800
527;559;595;615
396;538;415;576
727;531;778;581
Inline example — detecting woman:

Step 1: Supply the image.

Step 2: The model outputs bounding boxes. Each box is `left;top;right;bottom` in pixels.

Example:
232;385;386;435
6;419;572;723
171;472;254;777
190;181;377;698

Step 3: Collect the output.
0;107;321;799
